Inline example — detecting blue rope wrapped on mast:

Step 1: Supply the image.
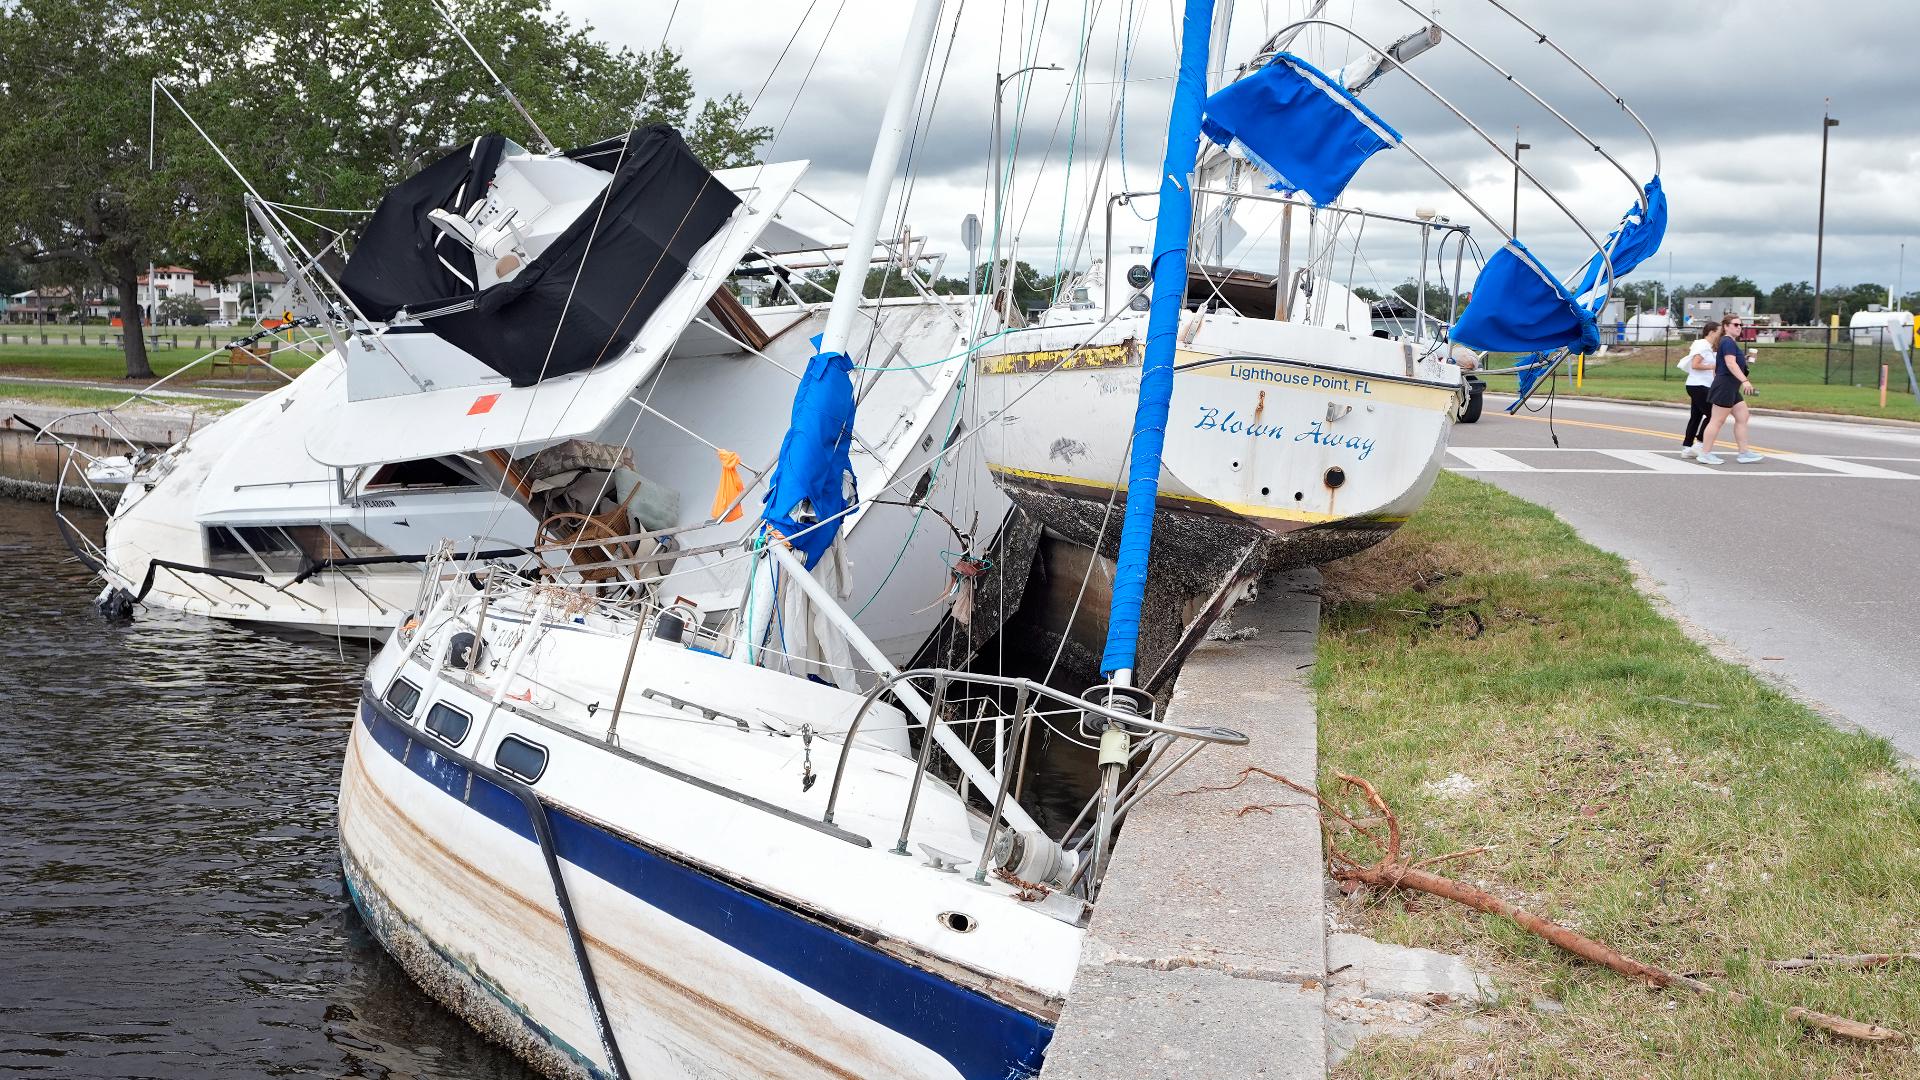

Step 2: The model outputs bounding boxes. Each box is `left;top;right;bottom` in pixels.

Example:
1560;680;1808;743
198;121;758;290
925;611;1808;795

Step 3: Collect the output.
1099;0;1217;680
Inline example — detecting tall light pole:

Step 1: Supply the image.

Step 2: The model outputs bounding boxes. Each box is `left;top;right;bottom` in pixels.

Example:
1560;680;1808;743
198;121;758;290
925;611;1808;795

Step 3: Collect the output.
1511;128;1531;237
1813;101;1839;324
988;64;1063;319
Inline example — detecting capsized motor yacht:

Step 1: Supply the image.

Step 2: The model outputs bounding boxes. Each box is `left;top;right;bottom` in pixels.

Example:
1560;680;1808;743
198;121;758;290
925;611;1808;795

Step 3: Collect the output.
54;126;1014;653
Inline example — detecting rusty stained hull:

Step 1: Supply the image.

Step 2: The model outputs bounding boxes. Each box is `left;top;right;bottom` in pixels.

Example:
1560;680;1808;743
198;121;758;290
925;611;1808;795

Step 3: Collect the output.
337;698;1054;1080
977;318;1458;577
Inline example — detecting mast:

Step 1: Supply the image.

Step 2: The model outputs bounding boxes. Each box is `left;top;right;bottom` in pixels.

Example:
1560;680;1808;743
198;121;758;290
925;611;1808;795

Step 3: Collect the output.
821;0;945;354
1101;0;1216;688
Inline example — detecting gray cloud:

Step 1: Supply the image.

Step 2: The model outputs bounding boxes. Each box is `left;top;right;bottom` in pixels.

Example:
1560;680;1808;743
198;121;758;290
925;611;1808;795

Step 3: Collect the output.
564;1;1920;295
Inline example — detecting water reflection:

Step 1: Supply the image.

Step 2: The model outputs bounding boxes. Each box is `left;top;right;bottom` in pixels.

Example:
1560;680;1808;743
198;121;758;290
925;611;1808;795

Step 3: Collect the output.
0;506;532;1078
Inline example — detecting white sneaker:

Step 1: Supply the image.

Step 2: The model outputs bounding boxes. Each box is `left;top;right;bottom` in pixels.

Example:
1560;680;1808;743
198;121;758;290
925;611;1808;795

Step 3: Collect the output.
1679;445;1698;459
1736;451;1764;464
1698;452;1724;465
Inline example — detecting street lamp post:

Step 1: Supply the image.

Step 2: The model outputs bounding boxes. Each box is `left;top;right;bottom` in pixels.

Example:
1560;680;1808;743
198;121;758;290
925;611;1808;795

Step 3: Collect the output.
1511;128;1531;237
989;64;1063;320
1813;102;1839;324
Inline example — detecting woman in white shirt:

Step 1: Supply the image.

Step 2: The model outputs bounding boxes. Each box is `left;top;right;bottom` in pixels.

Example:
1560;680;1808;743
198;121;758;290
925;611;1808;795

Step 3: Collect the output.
1677;320;1721;459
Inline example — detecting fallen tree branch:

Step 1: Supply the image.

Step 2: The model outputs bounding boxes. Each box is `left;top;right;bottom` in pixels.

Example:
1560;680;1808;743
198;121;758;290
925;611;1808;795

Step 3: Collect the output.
1259;770;1907;1046
1688;953;1920;979
1764;953;1920;974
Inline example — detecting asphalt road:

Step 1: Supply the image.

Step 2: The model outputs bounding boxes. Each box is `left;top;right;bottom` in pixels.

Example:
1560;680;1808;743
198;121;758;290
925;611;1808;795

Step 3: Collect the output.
1451;394;1920;759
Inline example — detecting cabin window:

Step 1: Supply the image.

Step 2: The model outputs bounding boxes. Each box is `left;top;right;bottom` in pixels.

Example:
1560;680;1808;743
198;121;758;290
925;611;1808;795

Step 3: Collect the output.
494;735;549;783
366;457;476;491
282;523;396;562
205;524;306;573
329;523;395;557
383;677;422;718
424;702;472;747
282;525;350;562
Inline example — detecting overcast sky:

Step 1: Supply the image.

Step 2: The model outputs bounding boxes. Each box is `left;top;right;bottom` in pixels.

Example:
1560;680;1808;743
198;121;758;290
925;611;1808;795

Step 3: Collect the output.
558;0;1919;301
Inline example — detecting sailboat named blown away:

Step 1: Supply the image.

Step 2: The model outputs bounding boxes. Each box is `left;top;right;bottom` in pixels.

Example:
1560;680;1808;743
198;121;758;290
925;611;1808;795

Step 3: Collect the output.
975;5;1664;692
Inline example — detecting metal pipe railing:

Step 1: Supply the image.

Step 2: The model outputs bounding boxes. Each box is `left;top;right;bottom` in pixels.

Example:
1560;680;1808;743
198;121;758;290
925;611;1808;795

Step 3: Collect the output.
824;666;1246;865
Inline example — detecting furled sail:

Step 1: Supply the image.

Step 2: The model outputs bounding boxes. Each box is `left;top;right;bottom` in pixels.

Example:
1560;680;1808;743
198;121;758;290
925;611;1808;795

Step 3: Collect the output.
341;125;742;387
1100;0;1217;679
760;340;857;570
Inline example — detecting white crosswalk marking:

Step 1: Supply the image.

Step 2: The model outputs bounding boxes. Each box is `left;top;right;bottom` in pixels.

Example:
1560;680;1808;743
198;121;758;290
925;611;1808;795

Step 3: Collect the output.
1594;448;1714;474
1444;447;1919;480
1769;452;1916;479
1447;448;1535;471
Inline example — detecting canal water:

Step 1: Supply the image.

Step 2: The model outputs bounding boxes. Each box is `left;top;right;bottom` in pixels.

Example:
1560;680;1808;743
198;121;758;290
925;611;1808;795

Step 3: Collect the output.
0;507;533;1078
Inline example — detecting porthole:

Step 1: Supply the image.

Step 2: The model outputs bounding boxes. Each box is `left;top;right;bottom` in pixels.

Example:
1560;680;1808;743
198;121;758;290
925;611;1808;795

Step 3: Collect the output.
1260;486;1270;496
384;677;422;718
424;702;472;747
937;911;977;934
1324;466;1347;490
495;735;549;783
1293;491;1305;501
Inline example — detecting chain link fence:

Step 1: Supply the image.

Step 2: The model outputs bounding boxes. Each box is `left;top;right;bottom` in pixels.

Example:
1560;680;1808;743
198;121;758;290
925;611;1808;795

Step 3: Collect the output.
1620;323;1918;393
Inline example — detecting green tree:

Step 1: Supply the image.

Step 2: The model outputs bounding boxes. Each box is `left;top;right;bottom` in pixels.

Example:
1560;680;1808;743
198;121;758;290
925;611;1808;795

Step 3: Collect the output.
1767;280;1815;324
1390;279;1458;321
1702;275;1760;299
156;294;207;325
1614;278;1665;312
0;0;767;379
1841;282;1892;317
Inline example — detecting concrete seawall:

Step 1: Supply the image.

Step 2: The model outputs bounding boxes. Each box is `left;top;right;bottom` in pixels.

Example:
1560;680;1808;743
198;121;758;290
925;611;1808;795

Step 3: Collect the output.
1043;569;1326;1080
0;404;191;502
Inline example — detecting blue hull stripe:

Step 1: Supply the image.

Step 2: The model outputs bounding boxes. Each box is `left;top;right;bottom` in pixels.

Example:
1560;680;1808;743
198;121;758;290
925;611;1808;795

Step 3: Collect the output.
357;696;1053;1079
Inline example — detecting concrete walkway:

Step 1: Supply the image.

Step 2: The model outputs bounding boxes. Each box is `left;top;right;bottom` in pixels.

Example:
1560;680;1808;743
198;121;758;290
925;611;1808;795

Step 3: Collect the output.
1043;569;1327;1080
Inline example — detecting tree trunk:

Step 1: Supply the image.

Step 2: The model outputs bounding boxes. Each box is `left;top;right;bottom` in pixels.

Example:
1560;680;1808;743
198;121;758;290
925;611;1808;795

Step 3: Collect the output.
116;257;153;380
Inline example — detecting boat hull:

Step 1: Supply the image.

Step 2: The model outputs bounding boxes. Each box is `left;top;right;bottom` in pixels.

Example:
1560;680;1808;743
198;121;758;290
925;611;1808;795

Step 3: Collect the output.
978;318;1459;573
338;693;1055;1080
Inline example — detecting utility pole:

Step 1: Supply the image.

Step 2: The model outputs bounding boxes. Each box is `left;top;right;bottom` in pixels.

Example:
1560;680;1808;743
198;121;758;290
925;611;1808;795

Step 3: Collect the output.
1511;127;1531;237
988;64;1062;321
1813;101;1839;323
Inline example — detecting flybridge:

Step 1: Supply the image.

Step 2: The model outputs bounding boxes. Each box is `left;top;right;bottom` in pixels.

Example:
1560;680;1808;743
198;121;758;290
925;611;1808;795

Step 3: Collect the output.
306;155;810;470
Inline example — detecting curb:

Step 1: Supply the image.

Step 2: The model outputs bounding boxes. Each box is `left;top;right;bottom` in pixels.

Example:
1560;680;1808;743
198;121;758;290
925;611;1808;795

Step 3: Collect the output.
1489;391;1920;430
1041;568;1327;1080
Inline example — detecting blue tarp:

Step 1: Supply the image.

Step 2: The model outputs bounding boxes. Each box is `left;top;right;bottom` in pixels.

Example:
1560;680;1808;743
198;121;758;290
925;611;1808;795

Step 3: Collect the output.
1199;52;1401;205
1449;239;1600;356
1568;175;1668;303
761;339;856;570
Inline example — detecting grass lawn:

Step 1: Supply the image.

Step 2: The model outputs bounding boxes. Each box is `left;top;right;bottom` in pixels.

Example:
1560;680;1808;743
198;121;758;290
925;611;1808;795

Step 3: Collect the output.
1480;341;1920;424
0;341;318;384
1316;471;1920;1078
0;379;242;413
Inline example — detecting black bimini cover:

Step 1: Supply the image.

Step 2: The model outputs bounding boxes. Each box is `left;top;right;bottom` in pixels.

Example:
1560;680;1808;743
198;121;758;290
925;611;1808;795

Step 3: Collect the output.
341;125;743;387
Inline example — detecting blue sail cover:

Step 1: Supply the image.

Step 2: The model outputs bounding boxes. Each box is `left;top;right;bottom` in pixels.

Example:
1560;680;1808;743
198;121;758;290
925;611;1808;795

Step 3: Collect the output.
1568;175;1668;303
1100;0;1217;678
761;341;856;570
1199;52;1401;205
1449;239;1600;355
